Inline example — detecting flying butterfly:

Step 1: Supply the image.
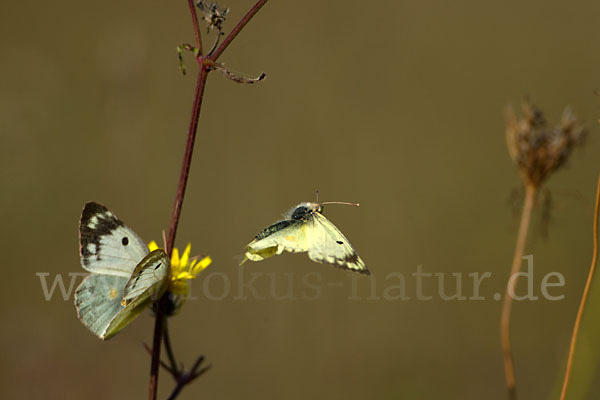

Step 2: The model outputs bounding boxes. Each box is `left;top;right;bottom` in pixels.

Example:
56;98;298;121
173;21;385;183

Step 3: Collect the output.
74;202;170;340
241;201;369;275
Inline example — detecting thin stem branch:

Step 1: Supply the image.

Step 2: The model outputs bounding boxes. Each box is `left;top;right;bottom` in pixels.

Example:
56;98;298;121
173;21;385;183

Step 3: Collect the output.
164;319;180;375
559;175;600;400
210;0;269;61
500;183;537;400
167;357;211;400
187;0;203;53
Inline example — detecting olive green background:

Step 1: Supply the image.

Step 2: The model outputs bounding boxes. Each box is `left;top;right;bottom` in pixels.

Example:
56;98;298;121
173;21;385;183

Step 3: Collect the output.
2;0;600;398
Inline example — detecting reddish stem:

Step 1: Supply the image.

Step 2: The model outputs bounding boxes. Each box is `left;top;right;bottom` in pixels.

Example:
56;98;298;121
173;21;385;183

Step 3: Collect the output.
148;0;269;398
210;0;269;61
187;0;203;53
166;68;209;255
149;66;209;400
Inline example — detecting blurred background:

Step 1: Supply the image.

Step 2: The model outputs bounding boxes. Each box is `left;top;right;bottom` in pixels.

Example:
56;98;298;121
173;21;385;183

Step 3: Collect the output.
2;0;600;398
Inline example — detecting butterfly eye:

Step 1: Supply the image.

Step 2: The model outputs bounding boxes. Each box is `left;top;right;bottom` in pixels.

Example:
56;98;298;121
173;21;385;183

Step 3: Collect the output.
122;237;129;246
291;206;309;220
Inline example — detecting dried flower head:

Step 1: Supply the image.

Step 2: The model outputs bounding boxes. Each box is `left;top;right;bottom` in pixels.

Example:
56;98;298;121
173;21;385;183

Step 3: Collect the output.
505;100;586;188
197;0;229;33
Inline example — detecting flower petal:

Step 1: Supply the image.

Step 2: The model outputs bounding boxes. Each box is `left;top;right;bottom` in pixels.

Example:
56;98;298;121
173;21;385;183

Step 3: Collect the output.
148;241;159;251
192;256;212;274
180;243;191;268
171;247;180;267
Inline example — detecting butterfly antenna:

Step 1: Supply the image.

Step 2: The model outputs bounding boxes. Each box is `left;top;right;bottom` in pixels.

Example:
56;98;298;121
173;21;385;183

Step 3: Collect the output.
320;201;360;207
315;190;320;203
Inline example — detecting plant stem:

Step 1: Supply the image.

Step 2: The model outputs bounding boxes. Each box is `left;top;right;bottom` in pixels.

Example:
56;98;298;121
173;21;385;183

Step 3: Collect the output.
167;356;210;400
210;0;269;61
148;0;269;398
187;0;203;53
501;183;537;400
165;68;209;255
559;175;600;400
149;296;167;399
163;318;180;374
149;66;209;400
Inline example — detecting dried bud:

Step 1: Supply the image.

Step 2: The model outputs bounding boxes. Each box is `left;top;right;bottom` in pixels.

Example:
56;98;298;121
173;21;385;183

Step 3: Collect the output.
197;0;229;33
505;100;586;188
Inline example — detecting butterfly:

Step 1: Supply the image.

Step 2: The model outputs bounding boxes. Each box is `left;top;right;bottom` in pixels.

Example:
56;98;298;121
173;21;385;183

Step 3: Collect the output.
241;201;369;275
74;202;170;340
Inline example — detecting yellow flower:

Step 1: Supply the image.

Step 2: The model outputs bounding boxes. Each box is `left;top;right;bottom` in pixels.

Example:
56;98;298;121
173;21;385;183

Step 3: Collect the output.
148;241;212;299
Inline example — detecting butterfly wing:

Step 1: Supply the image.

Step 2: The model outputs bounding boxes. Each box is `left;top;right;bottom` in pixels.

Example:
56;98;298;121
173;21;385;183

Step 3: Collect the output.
306;212;369;274
79;202;149;277
74;274;147;340
122;249;170;307
242;220;309;264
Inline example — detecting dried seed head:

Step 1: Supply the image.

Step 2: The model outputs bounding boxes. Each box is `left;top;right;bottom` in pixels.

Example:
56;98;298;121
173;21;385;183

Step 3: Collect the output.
505;100;586;188
197;0;229;33
210;62;266;84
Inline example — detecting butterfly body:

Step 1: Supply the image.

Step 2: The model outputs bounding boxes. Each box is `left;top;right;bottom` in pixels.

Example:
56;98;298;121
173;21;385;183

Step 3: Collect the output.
74;202;170;340
242;202;369;275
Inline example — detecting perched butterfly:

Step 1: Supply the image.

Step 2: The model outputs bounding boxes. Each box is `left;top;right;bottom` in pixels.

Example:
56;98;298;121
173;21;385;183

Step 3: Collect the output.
241;201;369;275
74;202;170;340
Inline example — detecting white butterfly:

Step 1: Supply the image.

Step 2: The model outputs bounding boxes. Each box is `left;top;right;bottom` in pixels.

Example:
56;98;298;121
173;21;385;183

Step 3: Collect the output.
241;202;369;275
74;202;170;340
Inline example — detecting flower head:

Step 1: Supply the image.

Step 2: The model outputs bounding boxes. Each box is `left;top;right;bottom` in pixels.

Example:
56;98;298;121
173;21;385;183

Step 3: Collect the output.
148;241;211;313
197;0;229;33
505;100;586;188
